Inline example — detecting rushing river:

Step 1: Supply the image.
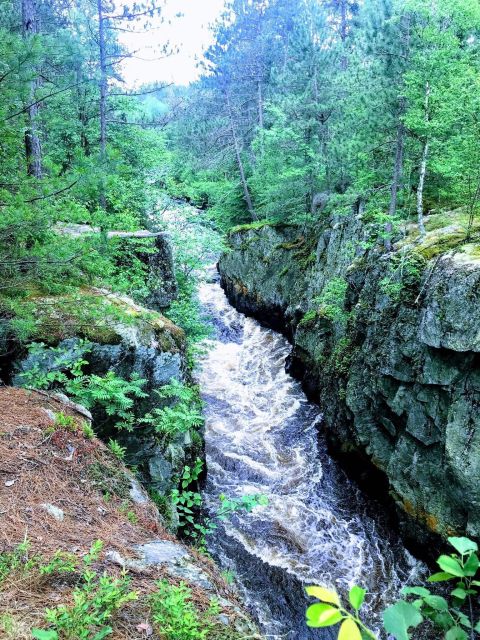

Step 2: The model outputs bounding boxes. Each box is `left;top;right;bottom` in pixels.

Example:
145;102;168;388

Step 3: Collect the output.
198;270;423;639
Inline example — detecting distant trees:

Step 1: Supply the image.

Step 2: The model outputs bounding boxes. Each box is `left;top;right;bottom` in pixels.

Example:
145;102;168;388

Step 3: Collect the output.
168;0;480;235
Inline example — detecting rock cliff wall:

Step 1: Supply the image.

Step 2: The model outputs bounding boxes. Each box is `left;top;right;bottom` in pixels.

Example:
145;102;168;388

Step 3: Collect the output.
219;214;480;548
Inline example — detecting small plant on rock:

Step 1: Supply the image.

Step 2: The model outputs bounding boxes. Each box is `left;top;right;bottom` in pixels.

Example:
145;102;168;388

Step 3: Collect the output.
107;438;126;461
53;412;77;431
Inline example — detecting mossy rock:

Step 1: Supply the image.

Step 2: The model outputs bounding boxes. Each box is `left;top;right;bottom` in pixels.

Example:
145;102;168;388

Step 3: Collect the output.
228;220;295;236
413;228;467;260
28;287;185;352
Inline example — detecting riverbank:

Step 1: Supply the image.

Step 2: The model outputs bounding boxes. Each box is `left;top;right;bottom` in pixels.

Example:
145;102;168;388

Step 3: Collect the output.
0;387;257;639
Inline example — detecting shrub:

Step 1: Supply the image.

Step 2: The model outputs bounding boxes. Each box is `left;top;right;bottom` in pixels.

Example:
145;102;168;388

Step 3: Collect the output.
39;570;137;640
150;579;219;640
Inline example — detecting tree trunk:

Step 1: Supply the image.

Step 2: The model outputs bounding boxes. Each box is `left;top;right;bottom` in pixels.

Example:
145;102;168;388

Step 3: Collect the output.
385;117;405;250
76;66;90;156
340;0;347;42
389;120;405;219
225;90;257;221
21;0;42;178
417;82;430;237
257;79;264;157
97;0;107;209
257;80;264;130
417;139;428;237
340;0;348;69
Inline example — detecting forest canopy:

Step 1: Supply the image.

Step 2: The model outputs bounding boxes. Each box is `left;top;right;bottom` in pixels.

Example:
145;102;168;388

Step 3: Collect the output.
1;0;480;343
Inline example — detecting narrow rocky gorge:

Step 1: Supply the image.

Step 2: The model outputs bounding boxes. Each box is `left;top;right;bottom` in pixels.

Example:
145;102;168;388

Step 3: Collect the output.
218;212;480;551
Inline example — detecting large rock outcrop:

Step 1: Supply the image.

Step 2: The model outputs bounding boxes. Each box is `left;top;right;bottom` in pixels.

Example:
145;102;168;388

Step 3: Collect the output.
10;288;191;497
219;214;480;547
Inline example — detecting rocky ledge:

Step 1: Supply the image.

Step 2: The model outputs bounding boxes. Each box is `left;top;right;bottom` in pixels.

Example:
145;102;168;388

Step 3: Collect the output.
5;287;190;499
219;212;480;550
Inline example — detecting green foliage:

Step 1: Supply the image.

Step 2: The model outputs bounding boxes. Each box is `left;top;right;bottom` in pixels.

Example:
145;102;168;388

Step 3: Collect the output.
38;570;137;640
172;459;268;545
313;278;349;324
299;309;319;327
171;459;205;540
383;536;480;640
150;580;219;640
107;439;126;461
53;412;77;432
305;585;375;638
141;380;204;441
306;536;480;639
82;422;96;439
66;371;148;425
0;540;35;586
17;341;90;390
379;253;425;303
31;540;135;640
18;341;148;429
39;551;77;577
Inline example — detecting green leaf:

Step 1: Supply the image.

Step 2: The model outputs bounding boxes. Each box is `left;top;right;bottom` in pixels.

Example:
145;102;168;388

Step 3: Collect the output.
448;537;478;555
423;595;448;611
456;611;472;629
338;618;362;640
450;588;468;600
305;586;341;607
445;627;468;640
401;586;430;597
349;585;366;610
474;620;480;633
383;601;423;640
306;603;343;628
463;552;479;577
428;572;456;582
437;555;465;578
31;631;58;640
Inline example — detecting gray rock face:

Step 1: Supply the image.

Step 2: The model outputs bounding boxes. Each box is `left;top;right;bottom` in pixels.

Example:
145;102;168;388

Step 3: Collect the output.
146;233;178;310
219;217;480;545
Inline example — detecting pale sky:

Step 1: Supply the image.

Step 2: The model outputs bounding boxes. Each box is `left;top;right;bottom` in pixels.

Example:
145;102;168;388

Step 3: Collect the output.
119;0;228;87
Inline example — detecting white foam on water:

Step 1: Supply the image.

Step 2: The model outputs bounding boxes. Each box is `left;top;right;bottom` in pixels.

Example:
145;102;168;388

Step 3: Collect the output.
197;276;425;636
